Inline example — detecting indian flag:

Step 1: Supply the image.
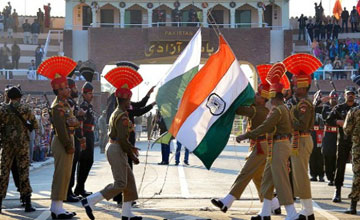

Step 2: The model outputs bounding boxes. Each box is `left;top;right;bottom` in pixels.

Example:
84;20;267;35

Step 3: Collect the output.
156;28;202;129
169;35;254;169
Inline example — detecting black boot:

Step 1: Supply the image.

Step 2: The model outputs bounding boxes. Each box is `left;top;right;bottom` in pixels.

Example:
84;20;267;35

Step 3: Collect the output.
332;186;341;203
345;199;357;214
24;195;36;212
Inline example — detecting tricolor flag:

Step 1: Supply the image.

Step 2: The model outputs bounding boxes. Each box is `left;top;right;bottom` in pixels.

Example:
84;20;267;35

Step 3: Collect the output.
156;28;202;129
333;0;342;20
357;0;360;16
169;35;254;169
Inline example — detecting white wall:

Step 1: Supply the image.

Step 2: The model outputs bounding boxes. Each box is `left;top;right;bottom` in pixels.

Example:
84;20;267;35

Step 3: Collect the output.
72;30;88;62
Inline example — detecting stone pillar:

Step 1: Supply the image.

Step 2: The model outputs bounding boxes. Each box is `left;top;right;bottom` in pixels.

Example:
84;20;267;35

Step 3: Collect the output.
148;9;153;27
65;1;73;30
202;8;208;28
120;8;125;28
91;7;97;27
282;0;290;29
230;8;235;28
258;8;263;27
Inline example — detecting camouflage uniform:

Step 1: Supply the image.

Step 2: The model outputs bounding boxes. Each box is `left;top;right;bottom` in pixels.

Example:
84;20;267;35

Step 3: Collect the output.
0;101;38;199
344;106;360;201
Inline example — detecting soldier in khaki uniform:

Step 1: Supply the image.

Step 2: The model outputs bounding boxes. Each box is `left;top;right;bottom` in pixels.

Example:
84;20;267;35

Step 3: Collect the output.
212;64;282;214
283;54;322;220
237;63;298;220
81;66;143;220
37;56;79;219
343;79;360;215
0;86;37;213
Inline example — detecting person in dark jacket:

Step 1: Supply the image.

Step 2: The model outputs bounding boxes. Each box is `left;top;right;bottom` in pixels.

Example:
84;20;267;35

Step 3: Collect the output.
341;7;350;33
31;19;40;45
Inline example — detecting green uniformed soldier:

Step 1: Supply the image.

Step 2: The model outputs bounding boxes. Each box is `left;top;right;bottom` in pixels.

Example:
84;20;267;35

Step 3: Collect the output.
343;80;360;215
237;63;297;220
37;56;79;219
81;66;142;220
0;86;37;213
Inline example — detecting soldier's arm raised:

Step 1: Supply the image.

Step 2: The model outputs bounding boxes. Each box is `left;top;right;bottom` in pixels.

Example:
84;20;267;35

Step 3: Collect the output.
235;106;256;118
244;107;281;139
52;106;74;153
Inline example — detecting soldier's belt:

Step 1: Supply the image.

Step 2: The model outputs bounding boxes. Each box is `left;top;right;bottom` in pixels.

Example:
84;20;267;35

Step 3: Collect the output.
83;124;95;132
299;131;311;136
313;126;320;130
273;134;291;141
325;126;337;133
109;139;119;145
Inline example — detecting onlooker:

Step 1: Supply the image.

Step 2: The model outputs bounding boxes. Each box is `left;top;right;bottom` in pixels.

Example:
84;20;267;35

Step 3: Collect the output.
44;3;51;28
157;114;170;165
324;59;334;79
134;116;142;141
306;20;314;43
320;21;326;40
350;6;358;33
12;9;18;32
31;19;40;45
333;56;342;79
314;21;320;41
27;59;36;80
35;44;43;68
37;8;44;33
5;12;13;38
333;20;341;39
175;141;189;166
22;19;31;44
298;14;307;41
326;19;333;40
11;40;20;69
341;7;349;33
0;12;4;38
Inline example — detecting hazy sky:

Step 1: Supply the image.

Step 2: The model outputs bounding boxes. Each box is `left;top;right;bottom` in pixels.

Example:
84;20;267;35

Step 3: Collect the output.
1;0;359;18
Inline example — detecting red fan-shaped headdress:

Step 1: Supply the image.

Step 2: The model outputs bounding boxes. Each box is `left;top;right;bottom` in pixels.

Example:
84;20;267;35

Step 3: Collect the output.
104;66;143;99
37;56;77;90
283;53;322;88
256;64;272;99
266;62;287;97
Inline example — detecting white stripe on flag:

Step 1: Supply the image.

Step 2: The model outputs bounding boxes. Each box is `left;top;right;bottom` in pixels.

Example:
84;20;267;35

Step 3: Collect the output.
158;29;202;86
176;60;249;151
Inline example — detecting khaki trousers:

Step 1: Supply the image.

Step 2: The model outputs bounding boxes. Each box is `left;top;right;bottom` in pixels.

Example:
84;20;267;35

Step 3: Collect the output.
229;141;267;200
100;143;138;202
291;135;313;199
261;140;293;205
51;136;74;200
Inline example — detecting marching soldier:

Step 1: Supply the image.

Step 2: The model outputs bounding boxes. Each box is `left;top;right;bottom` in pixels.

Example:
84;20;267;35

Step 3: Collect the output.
81;66;142;220
237;63;298;220
343;79;360;215
327;86;358;202
66;78;86;203
211;64;282;214
37;56;79;219
74;81;95;197
284;54;322;220
322;90;338;186
0;86;37;213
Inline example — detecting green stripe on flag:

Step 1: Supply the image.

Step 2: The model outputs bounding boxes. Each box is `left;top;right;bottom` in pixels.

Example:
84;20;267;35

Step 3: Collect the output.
193;83;255;170
156;66;199;129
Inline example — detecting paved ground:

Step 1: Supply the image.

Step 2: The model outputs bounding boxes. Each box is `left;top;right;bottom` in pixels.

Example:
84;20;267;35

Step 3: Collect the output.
0;138;358;219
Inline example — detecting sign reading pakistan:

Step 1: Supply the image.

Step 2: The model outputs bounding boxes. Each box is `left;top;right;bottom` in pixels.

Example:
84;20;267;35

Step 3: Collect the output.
145;41;215;57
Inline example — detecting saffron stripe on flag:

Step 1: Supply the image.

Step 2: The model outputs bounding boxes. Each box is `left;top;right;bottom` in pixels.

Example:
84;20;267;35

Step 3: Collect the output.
170;36;235;137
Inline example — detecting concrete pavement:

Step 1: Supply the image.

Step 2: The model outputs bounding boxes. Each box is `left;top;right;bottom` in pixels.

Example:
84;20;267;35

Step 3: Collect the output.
0;138;357;219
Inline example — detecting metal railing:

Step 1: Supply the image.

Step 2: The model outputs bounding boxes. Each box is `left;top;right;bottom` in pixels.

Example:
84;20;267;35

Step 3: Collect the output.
314;68;358;80
0;69;100;81
43;30;63;60
70;22;286;29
